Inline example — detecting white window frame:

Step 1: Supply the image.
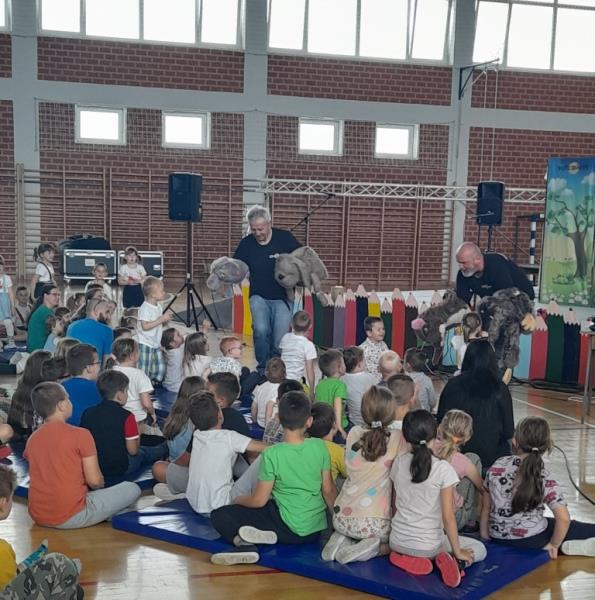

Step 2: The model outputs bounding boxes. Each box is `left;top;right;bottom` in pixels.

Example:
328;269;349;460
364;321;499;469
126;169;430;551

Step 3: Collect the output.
374;124;419;160
298;118;343;156
0;0;10;32
267;0;454;65
37;0;245;50
473;0;595;76
75;106;127;145
161;111;211;149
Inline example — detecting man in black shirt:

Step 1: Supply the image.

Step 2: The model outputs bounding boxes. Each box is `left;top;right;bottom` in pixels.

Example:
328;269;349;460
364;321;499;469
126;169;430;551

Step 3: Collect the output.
234;205;301;372
455;242;535;306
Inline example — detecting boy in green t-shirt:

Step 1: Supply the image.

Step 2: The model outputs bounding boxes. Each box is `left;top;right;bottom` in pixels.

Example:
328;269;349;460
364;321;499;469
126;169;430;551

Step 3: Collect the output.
314;349;348;441
210;391;337;565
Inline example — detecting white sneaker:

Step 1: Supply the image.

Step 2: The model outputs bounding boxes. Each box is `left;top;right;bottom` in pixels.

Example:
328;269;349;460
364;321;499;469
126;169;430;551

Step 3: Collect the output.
211;546;259;566
561;538;595;556
336;538;380;564
238;526;277;545
321;532;354;562
9;351;22;365
153;483;185;502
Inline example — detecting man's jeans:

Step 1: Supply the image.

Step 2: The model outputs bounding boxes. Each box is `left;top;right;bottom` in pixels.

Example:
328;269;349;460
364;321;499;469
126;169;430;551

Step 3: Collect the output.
249;295;292;372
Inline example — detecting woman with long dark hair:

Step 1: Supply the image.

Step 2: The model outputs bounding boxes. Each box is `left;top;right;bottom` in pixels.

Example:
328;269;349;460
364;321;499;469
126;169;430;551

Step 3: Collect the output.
437;338;514;472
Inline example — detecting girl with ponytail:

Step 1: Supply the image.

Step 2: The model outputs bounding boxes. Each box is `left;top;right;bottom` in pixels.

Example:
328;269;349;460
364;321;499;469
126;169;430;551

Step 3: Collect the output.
389;409;487;588
481;417;595;558
322;385;402;565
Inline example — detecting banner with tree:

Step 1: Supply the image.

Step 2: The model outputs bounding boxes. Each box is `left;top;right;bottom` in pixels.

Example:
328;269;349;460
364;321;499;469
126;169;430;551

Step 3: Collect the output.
540;157;595;307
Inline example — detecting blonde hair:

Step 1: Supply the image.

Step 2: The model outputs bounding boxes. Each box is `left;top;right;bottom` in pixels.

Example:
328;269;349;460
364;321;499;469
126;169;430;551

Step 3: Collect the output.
142;276;163;298
435;409;473;462
220;336;240;355
378;350;402;377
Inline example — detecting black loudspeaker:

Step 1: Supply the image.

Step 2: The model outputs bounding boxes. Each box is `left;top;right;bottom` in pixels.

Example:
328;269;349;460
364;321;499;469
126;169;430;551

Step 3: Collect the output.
476;181;504;226
168;172;203;222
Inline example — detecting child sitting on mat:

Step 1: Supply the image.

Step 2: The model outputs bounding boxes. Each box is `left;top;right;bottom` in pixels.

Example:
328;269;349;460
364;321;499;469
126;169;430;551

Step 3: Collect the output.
279;310;317;395
341;346;379;427
378;350;402;386
209;336;243;379
481;416;595;558
359;316;389;377
207;372;250;437
385;374;415;430
162;376;205;461
403;348;437;413
13;285;32;331
186;391;266;516
0;464;84;598
434;410;483;532
137;276;171;384
389;409;486;588
62;343;101;427
210;390;337;566
81;370;167;478
251;358;286;428
182;332;211;379
263;379;304;445
323;386;401;564
315;349;348;442
42;314;66;353
0;255;16;349
24;381;141;529
307;403;346;485
162;327;186;393
118;246;146;309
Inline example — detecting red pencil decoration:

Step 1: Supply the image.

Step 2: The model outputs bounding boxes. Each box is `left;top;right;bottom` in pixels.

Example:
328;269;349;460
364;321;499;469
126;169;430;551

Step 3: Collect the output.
391;288;406;357
232;284;243;335
578;324;595;388
529;315;548;381
344;288;357;347
304;287;314;341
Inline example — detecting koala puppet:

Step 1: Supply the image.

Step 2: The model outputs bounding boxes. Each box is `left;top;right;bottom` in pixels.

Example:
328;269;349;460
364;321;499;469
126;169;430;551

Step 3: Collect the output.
274;246;329;306
206;257;249;296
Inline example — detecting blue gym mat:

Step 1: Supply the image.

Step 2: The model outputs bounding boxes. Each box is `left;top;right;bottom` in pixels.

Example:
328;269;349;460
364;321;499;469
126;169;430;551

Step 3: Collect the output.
112;500;550;600
152;388;264;440
5;448;155;498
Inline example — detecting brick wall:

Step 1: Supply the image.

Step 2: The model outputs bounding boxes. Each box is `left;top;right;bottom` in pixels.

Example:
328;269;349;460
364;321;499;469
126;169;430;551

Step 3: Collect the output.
0;34;11;78
37;37;244;92
268;55;452;105
38;103;245;279
472;70;595;114
0;101;14;272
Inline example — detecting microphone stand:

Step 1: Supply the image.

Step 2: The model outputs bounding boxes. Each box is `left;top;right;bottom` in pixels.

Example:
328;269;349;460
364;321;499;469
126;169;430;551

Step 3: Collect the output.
291;193;336;246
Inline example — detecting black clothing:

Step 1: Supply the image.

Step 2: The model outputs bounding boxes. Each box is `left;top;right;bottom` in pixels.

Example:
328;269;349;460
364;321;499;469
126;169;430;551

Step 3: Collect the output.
437;372;514;471
456;253;535;305
233;228;300;300
81;400;132;476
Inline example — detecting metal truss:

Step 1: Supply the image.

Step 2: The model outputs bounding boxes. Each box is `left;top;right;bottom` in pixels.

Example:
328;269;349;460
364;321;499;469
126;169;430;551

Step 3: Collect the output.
252;178;545;204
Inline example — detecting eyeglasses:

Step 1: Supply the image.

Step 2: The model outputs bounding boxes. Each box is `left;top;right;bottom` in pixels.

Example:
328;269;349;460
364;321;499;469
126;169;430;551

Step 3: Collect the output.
48;292;60;296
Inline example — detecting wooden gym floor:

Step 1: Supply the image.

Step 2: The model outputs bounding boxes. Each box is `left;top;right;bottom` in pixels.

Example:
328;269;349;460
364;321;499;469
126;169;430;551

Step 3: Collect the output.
1;290;595;599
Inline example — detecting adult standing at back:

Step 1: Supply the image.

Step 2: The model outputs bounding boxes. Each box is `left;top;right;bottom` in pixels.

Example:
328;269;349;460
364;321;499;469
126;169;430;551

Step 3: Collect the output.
455;242;534;306
437;338;514;473
233;205;301;373
27;284;60;351
67;298;113;367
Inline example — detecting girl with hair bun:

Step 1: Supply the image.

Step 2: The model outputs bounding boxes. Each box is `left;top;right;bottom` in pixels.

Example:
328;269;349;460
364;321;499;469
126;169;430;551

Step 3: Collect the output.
322;385;402;565
481;416;595;558
389;409;486;588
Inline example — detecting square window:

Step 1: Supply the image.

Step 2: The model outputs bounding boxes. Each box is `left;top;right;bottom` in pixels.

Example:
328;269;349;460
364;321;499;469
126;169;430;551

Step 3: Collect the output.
75;107;126;145
144;0;196;44
359;0;407;60
85;0;139;40
268;0;305;50
298;119;343;155
375;125;418;159
40;0;81;33
201;0;239;45
162;112;210;148
507;4;553;70
554;8;595;72
308;0;357;56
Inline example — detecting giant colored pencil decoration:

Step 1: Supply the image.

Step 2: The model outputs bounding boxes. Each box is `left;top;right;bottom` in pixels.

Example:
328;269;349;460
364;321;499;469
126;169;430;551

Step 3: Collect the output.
391;288;406;357
528;315;548;381
545;301;564;383
333;294;346;348
515;330;532;380
430;290;442;306
344;289;357;347
562;309;580;383
355;284;368;345
304;287;314;341
322;295;334;349
404;292;419;353
578;329;595;387
368;291;381;318
381;298;392;349
241;279;252;337
312;291;324;347
232;284;243;334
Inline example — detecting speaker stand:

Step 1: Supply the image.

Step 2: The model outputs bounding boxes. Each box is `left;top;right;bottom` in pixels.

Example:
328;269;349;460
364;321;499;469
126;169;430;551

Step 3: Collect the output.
477;224;496;253
163;222;218;331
